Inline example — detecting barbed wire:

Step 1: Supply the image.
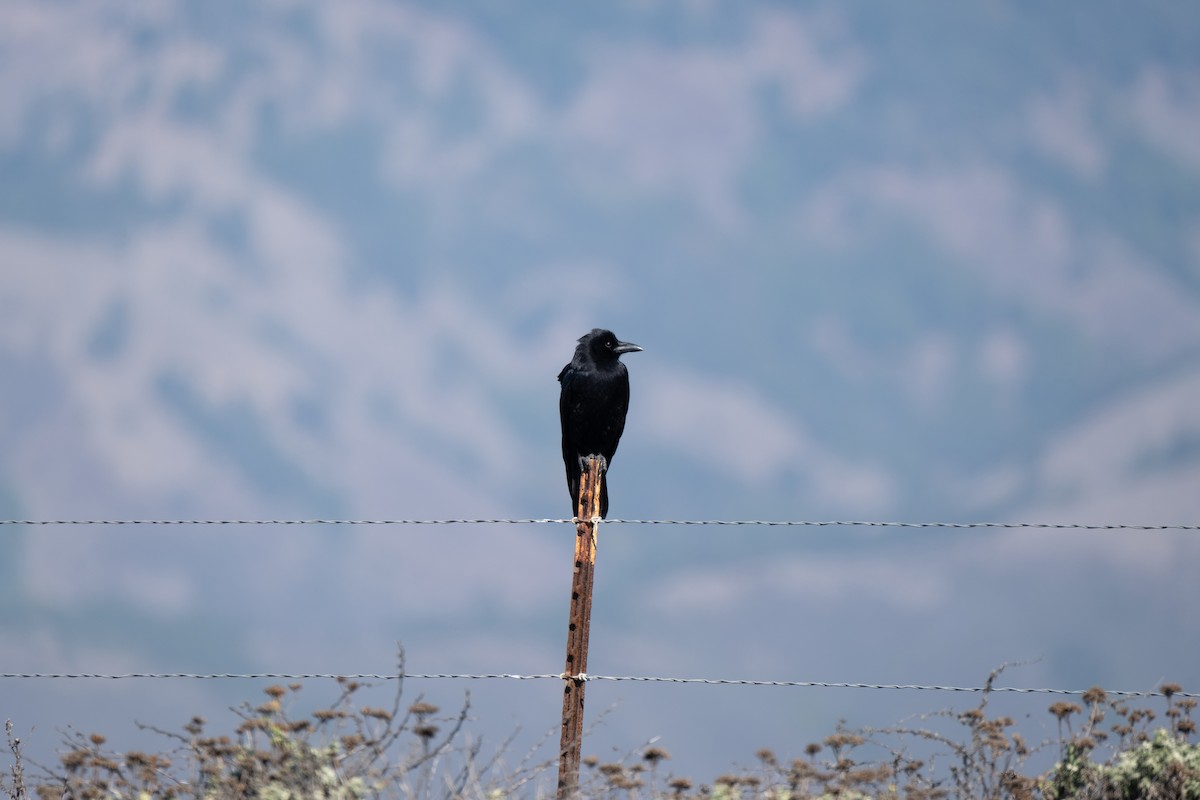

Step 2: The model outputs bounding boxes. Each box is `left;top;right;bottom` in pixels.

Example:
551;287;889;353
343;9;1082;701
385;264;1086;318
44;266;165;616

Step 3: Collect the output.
2;518;1197;530
0;671;1192;697
5;518;1194;700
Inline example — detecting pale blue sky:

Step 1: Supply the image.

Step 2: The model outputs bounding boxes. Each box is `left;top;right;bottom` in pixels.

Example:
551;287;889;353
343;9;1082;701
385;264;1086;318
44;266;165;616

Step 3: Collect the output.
2;0;1199;783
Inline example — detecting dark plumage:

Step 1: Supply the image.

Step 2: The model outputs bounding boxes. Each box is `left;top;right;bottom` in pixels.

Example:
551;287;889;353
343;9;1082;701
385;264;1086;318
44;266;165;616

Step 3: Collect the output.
558;328;643;518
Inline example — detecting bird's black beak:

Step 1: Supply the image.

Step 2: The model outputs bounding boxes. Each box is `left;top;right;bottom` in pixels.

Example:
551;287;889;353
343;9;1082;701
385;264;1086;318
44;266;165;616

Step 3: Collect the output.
614;341;643;355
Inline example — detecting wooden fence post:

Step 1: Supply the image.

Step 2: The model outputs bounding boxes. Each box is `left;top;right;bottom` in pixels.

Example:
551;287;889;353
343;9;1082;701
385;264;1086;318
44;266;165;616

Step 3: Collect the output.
557;455;604;797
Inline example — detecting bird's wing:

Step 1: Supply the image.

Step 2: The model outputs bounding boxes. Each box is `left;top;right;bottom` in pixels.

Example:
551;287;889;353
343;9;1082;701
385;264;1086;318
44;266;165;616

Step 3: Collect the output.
558;363;583;510
558;362;578;460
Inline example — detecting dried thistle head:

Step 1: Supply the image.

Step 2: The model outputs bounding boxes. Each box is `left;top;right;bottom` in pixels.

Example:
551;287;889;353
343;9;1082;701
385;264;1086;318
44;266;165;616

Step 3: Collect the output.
848;763;892;785
643;746;670;765
361;706;393;721
959;708;985;724
824;732;864;750
1161;683;1182;698
61;749;89;770
264;685;287;700
668;776;693;792
1128;708;1155;724
1049;701;1081;721
598;763;625;777
1082;686;1107;706
1000;769;1037;800
255;700;281;715
237;718;268;733
409;701;439;717
313;709;347;721
756;747;777;765
90;755;120;772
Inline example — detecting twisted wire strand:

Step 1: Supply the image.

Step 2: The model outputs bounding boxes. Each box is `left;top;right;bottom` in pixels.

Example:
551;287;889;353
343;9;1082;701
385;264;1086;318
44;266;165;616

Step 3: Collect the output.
0;671;1192;697
5;517;1194;699
2;519;1197;530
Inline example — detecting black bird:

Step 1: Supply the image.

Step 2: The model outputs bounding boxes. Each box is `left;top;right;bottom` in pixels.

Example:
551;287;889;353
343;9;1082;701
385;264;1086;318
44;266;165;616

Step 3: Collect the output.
558;329;643;518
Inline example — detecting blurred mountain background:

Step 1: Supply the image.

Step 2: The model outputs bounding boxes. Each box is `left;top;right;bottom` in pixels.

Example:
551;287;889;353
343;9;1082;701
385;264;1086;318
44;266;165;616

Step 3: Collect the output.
2;0;1198;781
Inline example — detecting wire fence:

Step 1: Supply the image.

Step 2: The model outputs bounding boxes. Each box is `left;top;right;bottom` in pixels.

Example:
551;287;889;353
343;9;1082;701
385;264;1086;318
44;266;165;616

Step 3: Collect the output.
1;672;1194;698
5;516;1196;699
3;518;1199;529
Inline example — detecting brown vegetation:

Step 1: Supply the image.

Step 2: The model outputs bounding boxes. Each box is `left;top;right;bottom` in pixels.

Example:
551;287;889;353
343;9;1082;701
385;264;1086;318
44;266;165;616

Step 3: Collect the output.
3;665;1197;799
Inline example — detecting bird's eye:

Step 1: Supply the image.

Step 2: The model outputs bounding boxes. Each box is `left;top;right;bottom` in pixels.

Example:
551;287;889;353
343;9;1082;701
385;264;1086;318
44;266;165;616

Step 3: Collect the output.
606;340;613;348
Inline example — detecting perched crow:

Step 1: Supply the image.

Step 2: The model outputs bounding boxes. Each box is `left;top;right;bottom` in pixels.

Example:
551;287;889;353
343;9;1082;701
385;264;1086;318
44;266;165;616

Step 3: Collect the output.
558;329;643;518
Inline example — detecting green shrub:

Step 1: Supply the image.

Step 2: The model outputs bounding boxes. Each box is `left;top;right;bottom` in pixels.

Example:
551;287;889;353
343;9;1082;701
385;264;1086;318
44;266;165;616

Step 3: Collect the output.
1106;728;1200;799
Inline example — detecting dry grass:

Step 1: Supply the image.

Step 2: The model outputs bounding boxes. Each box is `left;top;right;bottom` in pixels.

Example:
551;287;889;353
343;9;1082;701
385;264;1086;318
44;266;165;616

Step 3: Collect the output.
4;660;1197;799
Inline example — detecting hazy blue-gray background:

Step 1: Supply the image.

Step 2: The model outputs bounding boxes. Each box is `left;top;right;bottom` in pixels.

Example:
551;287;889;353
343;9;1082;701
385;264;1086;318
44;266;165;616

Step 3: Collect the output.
3;0;1199;783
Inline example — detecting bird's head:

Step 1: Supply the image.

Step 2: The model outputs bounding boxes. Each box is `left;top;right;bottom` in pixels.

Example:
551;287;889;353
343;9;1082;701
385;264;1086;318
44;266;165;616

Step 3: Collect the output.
583;328;643;362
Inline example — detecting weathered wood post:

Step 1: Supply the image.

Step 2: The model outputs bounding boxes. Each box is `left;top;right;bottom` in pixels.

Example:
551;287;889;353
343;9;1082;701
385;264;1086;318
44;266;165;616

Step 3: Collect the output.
557;455;604;797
